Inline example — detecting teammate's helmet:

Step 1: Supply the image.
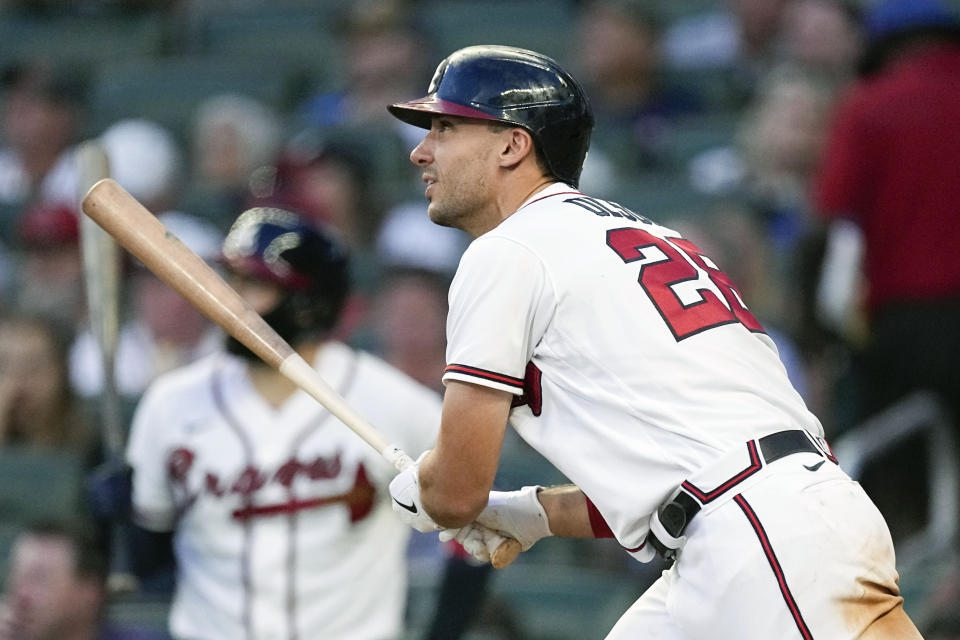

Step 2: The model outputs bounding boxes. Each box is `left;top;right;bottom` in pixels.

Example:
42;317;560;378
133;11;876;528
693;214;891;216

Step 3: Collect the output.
388;45;594;187
221;207;350;347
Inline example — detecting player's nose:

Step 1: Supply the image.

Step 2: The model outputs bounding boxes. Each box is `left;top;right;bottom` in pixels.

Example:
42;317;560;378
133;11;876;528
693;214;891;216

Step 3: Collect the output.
410;135;433;166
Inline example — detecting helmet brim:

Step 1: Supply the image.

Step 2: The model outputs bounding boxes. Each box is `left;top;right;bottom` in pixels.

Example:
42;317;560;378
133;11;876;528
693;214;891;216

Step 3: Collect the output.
388;96;504;129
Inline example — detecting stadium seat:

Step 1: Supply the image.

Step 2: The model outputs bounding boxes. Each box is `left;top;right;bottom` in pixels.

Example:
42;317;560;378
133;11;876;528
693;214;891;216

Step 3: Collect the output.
0;12;166;69
198;3;344;89
667;111;741;167
87;54;305;138
415;0;577;63
0;447;87;580
605;171;713;222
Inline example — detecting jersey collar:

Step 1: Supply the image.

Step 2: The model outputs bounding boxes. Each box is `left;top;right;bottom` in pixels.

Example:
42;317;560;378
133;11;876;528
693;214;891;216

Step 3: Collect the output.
514;182;583;215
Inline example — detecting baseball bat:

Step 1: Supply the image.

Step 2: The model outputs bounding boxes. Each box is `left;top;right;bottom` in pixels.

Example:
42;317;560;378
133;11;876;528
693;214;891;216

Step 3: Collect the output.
76;141;125;461
80;178;521;569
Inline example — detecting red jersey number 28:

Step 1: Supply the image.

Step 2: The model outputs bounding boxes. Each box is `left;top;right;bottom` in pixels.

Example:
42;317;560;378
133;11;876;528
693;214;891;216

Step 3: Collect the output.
606;227;764;341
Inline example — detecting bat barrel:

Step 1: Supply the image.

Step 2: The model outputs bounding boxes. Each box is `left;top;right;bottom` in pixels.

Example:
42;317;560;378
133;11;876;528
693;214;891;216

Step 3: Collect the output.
82;179;294;369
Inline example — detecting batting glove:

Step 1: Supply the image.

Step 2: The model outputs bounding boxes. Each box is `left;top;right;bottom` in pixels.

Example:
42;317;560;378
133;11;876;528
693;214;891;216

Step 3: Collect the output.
388;451;441;533
439;523;502;563
475;485;552;551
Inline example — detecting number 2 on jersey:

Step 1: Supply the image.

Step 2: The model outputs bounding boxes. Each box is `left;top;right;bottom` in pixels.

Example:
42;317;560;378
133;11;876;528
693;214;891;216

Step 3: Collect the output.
606;227;764;341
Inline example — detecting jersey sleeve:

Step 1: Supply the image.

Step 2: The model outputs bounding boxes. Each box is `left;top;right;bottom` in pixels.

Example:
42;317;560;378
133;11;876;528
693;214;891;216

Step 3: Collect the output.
443;235;554;395
125;383;178;532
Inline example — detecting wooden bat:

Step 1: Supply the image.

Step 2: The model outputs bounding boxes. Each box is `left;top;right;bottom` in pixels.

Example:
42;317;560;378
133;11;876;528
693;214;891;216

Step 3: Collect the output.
76;141;125;461
80;178;521;569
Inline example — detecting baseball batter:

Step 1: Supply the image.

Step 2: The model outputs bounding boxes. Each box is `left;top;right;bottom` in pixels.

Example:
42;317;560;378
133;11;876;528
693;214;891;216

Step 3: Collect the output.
386;46;923;639
126;209;441;640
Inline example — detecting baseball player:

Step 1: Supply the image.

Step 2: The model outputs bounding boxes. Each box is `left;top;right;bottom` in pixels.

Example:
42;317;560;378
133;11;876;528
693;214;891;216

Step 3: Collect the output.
386;45;922;639
125;209;441;640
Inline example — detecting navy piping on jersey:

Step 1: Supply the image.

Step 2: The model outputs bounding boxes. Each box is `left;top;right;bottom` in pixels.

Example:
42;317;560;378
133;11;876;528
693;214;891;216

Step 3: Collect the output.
284;351;360;640
212;368;257;640
445;364;525;391
734;494;814;640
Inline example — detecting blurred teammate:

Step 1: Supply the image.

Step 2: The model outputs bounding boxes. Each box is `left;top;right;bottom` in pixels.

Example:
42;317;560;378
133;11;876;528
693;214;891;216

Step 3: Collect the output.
124;209;441;639
386;45;920;639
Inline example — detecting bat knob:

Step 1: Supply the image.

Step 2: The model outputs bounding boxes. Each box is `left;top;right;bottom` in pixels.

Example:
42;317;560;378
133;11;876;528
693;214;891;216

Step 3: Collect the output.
491;537;522;569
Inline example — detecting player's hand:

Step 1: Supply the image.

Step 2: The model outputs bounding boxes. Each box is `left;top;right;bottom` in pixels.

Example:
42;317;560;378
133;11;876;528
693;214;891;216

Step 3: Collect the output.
439;523;500;562
388;452;441;532
474;485;553;551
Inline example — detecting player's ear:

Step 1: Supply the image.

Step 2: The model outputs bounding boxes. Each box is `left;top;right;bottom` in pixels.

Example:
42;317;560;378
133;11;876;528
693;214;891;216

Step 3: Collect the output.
498;127;536;170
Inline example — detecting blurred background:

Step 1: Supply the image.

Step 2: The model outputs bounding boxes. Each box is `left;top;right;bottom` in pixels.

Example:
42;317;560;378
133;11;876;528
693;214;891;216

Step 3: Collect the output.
0;0;959;638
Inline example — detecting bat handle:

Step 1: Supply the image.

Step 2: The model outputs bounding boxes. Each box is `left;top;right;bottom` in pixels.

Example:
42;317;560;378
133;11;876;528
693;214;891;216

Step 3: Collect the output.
383;446;416;472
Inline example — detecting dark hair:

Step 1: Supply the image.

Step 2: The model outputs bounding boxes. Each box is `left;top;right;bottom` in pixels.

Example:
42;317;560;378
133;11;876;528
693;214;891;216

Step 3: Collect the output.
20;519;108;585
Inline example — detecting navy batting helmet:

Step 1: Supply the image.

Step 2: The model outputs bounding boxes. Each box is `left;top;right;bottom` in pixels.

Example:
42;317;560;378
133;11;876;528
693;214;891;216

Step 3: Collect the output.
222;207;350;348
388;45;594;187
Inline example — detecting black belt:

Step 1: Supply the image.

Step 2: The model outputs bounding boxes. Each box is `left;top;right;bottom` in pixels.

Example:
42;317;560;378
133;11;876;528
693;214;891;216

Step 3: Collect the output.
648;430;824;563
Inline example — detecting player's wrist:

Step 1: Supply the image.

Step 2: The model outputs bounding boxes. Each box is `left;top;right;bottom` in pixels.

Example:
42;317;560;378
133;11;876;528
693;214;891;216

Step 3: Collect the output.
388;450;442;533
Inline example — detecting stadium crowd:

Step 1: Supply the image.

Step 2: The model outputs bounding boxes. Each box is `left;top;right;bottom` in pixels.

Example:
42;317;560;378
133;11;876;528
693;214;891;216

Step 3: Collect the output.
0;0;958;638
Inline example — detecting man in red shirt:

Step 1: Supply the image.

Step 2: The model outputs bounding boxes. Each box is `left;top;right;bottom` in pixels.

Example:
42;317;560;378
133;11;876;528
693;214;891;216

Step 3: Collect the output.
813;0;960;541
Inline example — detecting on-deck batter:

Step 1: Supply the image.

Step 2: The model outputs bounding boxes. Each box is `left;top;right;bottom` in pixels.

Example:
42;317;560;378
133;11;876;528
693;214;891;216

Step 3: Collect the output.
126;210;441;640
385;45;922;639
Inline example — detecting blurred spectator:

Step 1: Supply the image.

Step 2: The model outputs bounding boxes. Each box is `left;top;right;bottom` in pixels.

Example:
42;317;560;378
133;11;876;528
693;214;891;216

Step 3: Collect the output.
811;0;960;542
364;200;467;377
70;211;224;399
376;202;469;279
70;119;223;399
779;0;863;88
736;66;836;256
0;60;86;243
187;93;283;230
0;520;169;640
0;312;93;456
574;0;702;172
11;201;86;326
664;0;789;104
99;118;183;216
812;0;960;424
251;131;383;251
370;268;449;393
297;0;431;148
689;66;837;265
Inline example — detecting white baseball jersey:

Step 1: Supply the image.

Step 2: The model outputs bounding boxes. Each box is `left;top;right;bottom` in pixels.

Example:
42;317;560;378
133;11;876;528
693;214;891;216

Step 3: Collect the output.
127;342;441;640
442;182;824;553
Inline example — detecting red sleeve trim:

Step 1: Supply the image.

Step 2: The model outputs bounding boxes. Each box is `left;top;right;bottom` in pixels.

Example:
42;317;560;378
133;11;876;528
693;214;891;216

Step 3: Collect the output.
585;496;614;539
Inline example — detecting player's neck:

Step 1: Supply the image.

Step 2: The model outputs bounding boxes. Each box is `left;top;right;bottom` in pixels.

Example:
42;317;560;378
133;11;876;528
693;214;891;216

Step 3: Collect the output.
473;174;555;237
